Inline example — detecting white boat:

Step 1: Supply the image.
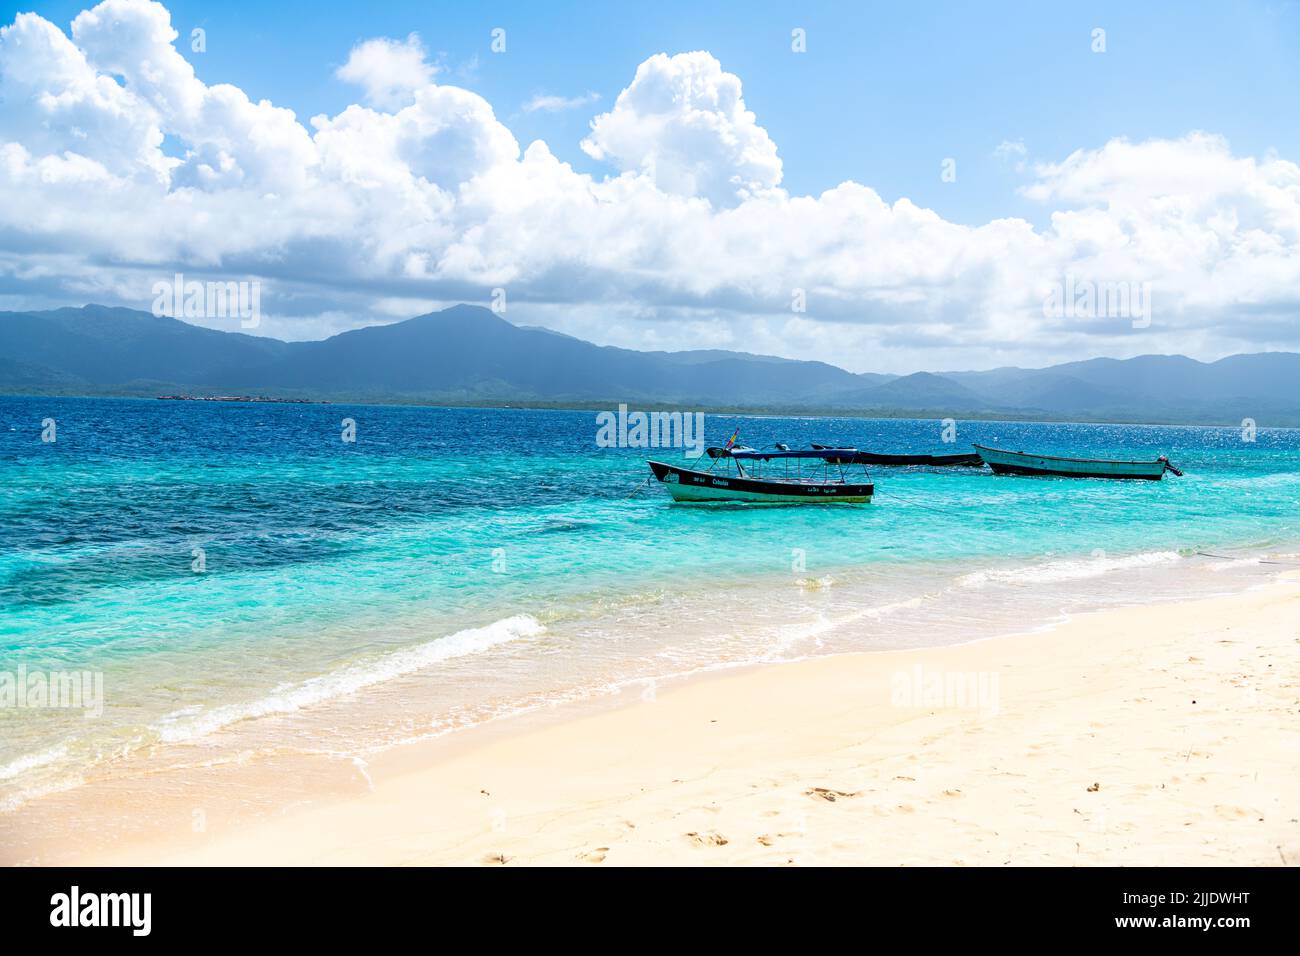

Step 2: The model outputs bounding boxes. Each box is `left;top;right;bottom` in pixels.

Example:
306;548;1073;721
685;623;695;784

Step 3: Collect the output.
973;444;1183;480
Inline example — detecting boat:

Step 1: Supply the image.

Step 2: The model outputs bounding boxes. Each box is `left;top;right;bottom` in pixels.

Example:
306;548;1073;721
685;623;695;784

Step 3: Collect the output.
810;444;982;467
972;444;1184;480
647;445;874;503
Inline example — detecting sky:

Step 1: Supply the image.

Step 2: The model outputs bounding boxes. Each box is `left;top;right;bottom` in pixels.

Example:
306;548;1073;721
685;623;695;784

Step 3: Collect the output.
1;0;1298;372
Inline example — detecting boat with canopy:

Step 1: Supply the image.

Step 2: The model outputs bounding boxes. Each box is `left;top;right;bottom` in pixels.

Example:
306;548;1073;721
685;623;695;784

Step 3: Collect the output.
647;444;874;503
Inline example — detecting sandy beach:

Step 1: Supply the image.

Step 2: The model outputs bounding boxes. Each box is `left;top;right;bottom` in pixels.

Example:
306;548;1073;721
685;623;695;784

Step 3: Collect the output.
24;574;1285;867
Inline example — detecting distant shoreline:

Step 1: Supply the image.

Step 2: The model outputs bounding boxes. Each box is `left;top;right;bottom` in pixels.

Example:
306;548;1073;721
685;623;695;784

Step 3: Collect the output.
2;391;1296;429
155;394;330;404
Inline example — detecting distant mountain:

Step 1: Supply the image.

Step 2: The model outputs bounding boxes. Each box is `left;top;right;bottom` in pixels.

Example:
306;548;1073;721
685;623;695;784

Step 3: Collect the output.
0;306;288;386
942;353;1300;422
0;304;878;406
840;372;995;413
2;303;1298;425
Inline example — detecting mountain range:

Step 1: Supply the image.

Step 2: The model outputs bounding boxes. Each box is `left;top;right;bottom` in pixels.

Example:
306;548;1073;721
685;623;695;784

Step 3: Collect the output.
1;303;1297;425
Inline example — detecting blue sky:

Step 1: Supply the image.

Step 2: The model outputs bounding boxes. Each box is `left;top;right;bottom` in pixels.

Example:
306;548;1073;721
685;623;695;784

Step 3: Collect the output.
2;0;1299;370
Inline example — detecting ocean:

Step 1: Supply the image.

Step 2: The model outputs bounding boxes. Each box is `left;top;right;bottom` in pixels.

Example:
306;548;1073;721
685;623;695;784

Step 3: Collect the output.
2;396;1298;814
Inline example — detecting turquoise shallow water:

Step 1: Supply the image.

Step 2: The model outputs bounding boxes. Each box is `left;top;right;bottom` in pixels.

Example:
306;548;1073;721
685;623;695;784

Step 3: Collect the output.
2;397;1299;807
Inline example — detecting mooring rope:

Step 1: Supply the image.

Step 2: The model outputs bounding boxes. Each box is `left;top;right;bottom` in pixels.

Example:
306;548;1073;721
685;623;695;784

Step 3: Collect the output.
872;489;959;515
624;475;652;499
1193;551;1297;565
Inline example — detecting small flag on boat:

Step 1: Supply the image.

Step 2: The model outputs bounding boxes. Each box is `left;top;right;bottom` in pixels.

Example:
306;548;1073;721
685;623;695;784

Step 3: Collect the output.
724;428;739;450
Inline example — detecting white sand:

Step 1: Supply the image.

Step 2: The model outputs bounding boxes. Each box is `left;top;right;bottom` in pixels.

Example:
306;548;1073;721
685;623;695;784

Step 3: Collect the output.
80;576;1299;866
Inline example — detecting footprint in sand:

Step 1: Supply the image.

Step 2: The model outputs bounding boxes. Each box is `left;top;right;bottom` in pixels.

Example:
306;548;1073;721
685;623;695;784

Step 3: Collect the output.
580;847;610;863
805;787;861;802
685;831;729;847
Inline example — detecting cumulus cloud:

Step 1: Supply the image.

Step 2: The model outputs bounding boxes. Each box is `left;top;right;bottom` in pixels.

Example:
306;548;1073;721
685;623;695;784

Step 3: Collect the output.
580;52;782;206
0;0;1299;371
336;33;437;111
0;9;169;180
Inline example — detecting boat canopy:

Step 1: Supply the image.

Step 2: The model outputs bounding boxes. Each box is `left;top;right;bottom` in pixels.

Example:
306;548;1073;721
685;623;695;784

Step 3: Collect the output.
705;446;858;461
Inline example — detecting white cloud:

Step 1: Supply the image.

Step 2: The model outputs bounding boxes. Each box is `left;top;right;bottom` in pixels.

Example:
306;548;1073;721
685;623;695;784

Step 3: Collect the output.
0;9;169;180
1;1;1299;372
336;33;437;111
580;52;782;207
522;91;600;113
993;139;1028;172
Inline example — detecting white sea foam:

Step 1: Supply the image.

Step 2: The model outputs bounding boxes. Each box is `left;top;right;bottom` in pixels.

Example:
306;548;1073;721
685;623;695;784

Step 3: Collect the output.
767;613;837;656
1203;556;1263;572
765;596;927;658
854;596;927;620
155;614;545;744
956;551;1181;589
0;744;69;782
0;745;83;814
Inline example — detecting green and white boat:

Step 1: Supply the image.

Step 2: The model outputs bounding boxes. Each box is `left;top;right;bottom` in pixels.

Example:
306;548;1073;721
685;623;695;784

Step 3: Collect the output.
648;445;874;503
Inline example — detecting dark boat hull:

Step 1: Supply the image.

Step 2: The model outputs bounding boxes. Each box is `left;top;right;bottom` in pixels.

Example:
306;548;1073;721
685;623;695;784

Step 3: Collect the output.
808;444;981;467
973;445;1172;480
852;451;983;467
647;461;873;503
984;461;1165;480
